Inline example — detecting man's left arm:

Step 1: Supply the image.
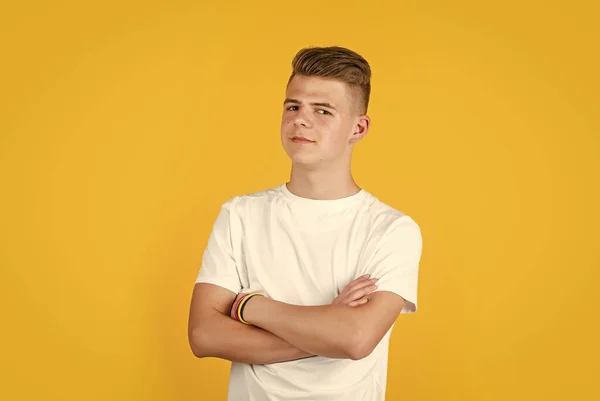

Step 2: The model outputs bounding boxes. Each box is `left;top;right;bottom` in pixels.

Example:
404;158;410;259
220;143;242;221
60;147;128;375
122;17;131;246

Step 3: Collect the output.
242;216;423;360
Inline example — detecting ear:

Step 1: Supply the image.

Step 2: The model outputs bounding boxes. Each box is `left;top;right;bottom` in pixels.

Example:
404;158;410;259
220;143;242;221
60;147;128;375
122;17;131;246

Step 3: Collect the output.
349;115;371;144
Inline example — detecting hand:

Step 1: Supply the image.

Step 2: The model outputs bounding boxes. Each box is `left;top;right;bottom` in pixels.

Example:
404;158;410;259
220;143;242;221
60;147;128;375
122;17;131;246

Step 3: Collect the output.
332;274;378;307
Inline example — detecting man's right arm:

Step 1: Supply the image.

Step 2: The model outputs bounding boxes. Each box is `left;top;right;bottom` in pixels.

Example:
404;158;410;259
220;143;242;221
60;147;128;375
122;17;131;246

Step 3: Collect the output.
188;283;314;365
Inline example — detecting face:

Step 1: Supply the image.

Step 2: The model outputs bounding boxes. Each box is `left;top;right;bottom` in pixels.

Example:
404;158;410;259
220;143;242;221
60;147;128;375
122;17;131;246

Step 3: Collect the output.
280;75;370;168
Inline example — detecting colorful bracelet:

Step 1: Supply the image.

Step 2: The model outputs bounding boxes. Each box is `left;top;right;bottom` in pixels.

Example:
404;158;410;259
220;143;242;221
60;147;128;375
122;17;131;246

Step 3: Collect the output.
231;295;245;322
235;292;264;325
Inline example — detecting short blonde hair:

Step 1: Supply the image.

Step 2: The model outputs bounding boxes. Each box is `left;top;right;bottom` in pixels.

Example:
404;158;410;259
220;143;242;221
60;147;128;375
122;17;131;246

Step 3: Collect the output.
288;46;372;114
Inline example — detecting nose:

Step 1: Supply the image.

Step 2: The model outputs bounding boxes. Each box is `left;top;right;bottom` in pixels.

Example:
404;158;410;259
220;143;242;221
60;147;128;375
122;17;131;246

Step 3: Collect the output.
292;108;312;128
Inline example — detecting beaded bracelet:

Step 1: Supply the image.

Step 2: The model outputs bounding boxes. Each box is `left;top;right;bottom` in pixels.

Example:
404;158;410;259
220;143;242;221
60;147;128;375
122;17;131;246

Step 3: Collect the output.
234;292;264;325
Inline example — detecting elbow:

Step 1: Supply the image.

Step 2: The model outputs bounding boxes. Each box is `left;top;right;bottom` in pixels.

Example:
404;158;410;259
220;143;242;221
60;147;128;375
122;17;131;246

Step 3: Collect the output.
347;344;374;361
188;326;210;358
345;330;375;361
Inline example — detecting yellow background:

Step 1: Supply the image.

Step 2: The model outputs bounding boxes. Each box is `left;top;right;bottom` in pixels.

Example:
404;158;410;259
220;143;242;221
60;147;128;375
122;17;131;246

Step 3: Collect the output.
1;1;598;400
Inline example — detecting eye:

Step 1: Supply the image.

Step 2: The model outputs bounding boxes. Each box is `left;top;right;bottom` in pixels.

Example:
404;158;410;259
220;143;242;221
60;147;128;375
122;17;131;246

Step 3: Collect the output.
286;105;298;111
317;109;331;115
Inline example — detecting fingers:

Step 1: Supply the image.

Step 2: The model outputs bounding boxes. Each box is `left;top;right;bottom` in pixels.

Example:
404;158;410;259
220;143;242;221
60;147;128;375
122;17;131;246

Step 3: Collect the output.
348;283;377;302
332;275;379;307
345;275;377;293
349;274;372;286
346;278;378;298
349;297;369;307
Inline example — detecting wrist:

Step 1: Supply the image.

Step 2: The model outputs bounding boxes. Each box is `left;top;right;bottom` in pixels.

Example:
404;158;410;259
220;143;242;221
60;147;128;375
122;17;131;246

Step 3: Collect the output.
242;293;266;325
234;292;265;325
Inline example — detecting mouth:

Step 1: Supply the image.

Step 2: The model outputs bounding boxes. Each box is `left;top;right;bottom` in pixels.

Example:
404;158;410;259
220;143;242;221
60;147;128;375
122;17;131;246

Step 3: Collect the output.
291;136;315;143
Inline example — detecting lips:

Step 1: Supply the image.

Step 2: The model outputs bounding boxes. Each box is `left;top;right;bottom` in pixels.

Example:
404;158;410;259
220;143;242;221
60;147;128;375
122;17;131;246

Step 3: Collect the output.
291;136;315;143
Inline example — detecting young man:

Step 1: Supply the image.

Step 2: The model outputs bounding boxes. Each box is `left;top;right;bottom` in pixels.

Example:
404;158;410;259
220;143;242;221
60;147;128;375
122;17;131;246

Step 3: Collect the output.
188;46;423;401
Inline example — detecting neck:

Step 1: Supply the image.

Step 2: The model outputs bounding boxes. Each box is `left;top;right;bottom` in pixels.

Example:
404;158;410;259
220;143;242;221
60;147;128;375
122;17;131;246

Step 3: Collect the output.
286;161;361;200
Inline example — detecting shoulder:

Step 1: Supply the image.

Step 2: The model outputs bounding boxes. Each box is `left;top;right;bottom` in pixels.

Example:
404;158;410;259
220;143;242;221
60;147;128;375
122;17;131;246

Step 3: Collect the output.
361;191;422;239
218;184;284;214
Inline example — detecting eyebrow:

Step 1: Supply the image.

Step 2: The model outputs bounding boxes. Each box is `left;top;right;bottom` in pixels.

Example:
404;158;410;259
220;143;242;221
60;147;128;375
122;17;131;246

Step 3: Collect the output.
284;98;337;111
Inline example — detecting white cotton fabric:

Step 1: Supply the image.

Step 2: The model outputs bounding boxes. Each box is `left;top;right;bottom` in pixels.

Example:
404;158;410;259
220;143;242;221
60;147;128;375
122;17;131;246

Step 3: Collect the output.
196;183;423;401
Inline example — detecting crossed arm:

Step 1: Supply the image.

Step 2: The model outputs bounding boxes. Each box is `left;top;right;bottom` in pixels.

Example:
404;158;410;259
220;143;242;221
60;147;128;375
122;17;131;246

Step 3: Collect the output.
188;283;313;365
188;278;405;364
241;290;405;360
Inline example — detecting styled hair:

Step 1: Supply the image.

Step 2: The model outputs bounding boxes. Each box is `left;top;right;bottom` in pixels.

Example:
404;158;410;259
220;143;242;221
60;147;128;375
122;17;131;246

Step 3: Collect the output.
288;46;372;114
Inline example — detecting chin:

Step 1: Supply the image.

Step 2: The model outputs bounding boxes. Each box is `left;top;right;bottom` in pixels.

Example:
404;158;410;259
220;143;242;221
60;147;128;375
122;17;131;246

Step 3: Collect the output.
284;149;322;166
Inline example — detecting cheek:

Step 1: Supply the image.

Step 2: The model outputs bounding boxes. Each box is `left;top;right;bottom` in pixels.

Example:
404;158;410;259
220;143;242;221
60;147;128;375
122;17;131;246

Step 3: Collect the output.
281;118;292;132
320;120;345;141
315;118;335;135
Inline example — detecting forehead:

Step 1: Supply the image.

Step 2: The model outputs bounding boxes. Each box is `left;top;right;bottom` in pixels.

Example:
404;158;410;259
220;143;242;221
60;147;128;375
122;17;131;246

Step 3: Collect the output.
286;75;351;108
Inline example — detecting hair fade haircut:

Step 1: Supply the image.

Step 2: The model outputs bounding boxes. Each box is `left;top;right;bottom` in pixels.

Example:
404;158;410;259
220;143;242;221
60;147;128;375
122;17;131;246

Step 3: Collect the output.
288;46;372;115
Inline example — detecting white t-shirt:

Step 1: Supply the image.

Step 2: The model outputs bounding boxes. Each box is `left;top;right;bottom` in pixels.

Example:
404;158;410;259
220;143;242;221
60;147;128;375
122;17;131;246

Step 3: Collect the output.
195;183;422;401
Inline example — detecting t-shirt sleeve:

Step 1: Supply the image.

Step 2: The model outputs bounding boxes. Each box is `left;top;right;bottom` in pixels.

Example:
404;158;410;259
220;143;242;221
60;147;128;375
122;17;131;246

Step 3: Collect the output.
364;216;423;314
194;201;242;295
